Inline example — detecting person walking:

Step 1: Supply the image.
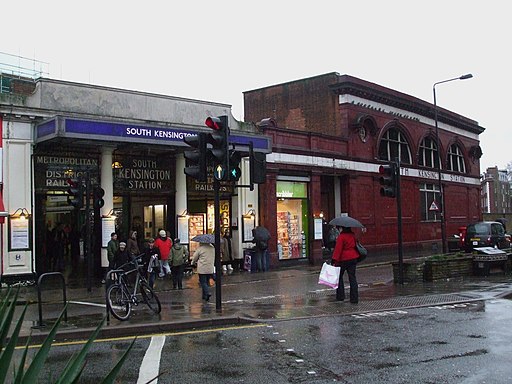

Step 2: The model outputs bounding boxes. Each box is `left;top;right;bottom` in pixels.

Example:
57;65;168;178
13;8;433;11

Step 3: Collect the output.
154;229;172;278
142;238;160;289
191;241;215;302
103;232;119;284
170;238;188;289
221;231;233;274
252;226;270;272
126;230;140;258
331;226;359;303
113;242;130;269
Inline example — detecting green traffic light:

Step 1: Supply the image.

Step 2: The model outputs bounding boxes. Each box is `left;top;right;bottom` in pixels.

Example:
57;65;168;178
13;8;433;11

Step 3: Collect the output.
230;166;241;181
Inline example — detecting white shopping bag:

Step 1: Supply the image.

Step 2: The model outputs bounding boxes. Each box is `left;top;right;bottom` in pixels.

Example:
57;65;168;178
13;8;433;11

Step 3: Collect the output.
318;262;341;289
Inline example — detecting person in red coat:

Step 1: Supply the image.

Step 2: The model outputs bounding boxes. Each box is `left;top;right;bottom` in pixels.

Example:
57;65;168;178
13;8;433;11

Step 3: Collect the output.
154;230;172;278
331;226;359;303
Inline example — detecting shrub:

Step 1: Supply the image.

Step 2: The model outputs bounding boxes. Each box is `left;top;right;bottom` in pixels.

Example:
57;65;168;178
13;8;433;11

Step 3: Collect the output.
0;287;134;383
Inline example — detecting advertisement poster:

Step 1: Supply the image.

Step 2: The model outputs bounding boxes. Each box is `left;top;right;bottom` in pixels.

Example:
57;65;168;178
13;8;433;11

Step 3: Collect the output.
9;218;30;250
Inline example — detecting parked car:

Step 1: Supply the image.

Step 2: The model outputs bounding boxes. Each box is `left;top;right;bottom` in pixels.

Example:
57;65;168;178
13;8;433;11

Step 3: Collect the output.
464;221;510;252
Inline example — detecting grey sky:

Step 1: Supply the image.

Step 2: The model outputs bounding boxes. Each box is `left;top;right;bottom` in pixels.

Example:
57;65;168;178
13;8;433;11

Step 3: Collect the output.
3;0;509;171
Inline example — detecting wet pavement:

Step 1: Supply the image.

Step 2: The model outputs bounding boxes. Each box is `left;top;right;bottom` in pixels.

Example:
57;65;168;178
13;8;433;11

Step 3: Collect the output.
6;259;512;344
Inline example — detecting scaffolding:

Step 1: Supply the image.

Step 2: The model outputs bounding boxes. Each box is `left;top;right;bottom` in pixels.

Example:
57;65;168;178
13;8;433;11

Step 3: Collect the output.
0;51;49;93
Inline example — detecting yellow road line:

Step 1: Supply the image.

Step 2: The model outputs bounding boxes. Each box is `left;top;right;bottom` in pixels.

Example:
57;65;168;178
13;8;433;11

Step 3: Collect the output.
17;323;267;350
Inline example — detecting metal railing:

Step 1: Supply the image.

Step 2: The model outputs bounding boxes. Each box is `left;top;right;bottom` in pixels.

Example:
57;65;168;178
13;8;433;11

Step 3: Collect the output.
34;272;67;328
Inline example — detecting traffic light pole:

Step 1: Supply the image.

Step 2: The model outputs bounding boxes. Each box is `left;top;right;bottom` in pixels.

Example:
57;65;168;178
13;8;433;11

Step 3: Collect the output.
213;178;222;312
84;172;93;293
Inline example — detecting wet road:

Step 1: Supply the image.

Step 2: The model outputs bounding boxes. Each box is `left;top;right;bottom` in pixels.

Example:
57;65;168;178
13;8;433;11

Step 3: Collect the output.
17;295;512;383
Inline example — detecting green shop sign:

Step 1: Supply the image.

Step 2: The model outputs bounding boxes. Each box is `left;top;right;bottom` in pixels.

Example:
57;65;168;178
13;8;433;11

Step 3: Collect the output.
276;181;307;198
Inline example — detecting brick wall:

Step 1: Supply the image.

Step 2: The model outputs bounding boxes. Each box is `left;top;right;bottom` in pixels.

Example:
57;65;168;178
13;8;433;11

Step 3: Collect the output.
244;73;340;136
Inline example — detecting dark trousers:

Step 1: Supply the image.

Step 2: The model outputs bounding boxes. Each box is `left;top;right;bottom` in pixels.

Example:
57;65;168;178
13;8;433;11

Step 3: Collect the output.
148;271;157;289
232;258;244;272
171;265;184;289
336;259;358;303
198;274;212;300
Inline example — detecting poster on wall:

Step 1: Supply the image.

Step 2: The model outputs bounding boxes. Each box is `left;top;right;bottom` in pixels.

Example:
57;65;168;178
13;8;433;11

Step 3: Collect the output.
314;218;323;240
242;215;255;242
9;217;30;250
101;217;116;247
177;216;189;244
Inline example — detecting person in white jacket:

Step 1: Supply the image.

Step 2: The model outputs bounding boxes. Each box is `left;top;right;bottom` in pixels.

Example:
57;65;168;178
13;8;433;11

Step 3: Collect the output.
191;242;215;301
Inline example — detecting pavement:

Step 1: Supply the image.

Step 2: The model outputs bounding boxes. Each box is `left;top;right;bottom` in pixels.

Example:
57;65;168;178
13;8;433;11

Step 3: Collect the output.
6;257;512;345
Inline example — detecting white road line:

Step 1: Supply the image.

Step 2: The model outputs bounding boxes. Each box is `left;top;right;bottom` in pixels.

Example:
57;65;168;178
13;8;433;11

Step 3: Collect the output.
68;300;106;308
137;335;166;384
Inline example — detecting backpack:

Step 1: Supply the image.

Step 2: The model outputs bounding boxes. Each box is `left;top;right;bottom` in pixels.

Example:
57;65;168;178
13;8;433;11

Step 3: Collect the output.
256;240;268;250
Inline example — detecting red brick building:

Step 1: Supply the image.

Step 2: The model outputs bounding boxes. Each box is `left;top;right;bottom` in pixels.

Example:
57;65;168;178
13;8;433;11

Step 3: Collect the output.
244;73;484;266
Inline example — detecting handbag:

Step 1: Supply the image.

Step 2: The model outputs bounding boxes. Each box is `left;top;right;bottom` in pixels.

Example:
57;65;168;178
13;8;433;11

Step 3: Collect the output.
318;262;341;289
356;241;367;263
148;255;161;274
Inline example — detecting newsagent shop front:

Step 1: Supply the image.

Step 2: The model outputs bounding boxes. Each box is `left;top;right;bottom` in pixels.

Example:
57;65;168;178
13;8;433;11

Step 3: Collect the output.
275;180;309;261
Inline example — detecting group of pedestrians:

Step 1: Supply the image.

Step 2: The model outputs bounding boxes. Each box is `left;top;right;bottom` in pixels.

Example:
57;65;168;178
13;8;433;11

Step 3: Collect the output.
105;229;189;291
104;227;266;304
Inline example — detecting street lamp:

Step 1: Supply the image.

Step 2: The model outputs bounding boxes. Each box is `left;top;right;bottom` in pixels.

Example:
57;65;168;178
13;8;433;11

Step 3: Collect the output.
433;73;473;253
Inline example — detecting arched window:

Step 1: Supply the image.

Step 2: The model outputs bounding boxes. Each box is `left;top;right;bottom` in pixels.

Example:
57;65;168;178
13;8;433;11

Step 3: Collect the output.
418;136;440;169
378;127;412;164
447;144;466;173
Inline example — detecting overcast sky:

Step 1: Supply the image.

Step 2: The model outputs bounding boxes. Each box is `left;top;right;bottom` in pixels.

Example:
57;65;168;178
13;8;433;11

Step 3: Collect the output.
3;1;509;171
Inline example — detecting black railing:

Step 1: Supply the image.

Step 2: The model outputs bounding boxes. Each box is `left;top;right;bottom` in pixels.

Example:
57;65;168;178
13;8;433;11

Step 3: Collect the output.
35;272;67;328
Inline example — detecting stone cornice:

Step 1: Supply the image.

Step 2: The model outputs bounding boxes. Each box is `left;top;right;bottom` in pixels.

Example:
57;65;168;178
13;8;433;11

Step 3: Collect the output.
329;75;484;135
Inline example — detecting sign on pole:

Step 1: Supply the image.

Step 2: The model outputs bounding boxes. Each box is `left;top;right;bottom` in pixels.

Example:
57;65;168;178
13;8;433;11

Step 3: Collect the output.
429;201;440;211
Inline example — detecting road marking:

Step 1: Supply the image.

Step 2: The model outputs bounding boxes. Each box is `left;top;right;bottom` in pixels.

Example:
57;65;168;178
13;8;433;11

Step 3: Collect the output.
68;300;106;308
428;303;478;310
351;310;408;319
137;336;165;384
18;323;267;349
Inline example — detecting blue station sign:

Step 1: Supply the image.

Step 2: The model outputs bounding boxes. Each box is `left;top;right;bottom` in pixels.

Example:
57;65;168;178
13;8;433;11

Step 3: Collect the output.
36;116;271;152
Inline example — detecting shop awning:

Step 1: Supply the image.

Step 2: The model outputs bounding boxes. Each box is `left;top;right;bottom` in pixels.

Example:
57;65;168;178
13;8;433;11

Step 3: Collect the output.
0;190;7;224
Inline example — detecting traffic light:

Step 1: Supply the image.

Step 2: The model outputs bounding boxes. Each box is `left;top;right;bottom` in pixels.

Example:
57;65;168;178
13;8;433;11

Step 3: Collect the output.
205;115;229;181
93;186;105;209
250;146;267;185
184;132;208;181
67;178;84;209
228;150;242;181
379;163;397;198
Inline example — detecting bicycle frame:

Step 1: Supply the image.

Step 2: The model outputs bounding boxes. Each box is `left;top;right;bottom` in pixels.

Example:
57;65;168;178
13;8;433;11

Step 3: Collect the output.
111;257;146;303
106;255;161;321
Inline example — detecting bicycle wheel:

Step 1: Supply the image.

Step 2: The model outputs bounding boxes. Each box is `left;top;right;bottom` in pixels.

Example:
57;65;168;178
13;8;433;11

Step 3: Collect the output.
140;281;161;314
107;283;132;321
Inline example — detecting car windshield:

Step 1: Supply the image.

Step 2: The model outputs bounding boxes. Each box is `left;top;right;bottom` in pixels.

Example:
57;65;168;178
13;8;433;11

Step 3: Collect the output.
467;223;489;237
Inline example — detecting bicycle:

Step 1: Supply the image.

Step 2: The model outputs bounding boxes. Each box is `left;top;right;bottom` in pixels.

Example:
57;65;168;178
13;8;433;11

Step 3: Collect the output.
106;255;162;321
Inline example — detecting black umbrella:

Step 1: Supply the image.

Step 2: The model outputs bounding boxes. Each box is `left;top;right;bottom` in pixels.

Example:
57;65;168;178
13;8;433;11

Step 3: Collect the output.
252;226;271;241
329;215;364;228
191;233;215;243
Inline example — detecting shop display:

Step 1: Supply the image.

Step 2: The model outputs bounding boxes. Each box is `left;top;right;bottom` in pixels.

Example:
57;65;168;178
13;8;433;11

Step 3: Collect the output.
277;211;302;259
188;214;205;255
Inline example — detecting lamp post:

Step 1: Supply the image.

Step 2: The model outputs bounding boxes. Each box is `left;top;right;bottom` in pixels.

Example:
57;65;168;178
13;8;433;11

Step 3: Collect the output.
433;73;473;253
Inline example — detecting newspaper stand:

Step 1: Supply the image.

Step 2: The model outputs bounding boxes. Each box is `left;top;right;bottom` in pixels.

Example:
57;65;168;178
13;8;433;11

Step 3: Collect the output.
472;247;509;276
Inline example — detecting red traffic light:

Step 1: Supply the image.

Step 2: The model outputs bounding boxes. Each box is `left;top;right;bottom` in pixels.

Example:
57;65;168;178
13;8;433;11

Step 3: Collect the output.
378;164;397;198
379;165;391;175
205;116;223;130
67;178;78;187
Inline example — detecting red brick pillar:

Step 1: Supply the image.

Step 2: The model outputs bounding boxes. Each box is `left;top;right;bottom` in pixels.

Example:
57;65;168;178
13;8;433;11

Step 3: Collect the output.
310;173;323;265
